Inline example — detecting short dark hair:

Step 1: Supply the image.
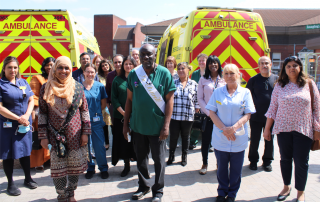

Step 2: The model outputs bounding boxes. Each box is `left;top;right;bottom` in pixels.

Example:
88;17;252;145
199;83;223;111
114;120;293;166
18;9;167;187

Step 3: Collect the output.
203;55;222;79
278;56;308;88
120;56;137;78
41;57;55;79
1;56;21;79
80;52;90;60
112;54;124;63
98;59;114;77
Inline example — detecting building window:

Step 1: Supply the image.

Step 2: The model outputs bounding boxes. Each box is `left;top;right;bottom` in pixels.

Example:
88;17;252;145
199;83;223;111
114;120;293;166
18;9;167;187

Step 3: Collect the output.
129;43;133;55
113;44;117;56
272;53;281;69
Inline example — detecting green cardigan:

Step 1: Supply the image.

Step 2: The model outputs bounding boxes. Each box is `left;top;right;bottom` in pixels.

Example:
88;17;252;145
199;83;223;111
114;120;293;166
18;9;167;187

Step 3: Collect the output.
111;76;127;119
191;69;201;83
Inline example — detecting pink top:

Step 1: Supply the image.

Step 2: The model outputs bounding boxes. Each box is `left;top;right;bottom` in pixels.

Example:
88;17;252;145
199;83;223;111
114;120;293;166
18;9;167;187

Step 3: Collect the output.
265;81;320;139
197;75;226;116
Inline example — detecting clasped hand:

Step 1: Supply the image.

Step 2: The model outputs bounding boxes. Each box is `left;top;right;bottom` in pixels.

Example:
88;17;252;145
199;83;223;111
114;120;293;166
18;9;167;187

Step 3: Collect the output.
221;126;236;141
18;114;29;126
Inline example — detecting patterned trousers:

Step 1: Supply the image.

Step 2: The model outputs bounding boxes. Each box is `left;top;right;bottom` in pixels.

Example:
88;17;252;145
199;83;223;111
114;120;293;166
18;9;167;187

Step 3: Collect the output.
53;175;79;198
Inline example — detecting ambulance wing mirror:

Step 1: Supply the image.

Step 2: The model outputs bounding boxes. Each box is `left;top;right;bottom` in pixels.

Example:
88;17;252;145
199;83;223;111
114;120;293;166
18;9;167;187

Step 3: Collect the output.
0;30;5;34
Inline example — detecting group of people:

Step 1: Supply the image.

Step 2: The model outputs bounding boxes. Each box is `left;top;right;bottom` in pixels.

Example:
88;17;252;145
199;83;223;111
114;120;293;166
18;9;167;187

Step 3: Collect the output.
0;43;319;202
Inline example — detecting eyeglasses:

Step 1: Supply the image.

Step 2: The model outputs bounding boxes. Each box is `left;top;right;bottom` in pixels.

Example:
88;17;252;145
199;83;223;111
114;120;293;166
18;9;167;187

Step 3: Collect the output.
264;79;269;90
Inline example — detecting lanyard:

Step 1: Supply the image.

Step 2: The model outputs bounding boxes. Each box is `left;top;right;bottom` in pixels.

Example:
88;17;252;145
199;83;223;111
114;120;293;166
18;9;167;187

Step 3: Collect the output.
210;76;219;89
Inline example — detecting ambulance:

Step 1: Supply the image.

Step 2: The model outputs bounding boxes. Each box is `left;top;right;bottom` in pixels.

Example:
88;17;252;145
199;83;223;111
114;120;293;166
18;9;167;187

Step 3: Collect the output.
156;7;270;85
0;9;100;82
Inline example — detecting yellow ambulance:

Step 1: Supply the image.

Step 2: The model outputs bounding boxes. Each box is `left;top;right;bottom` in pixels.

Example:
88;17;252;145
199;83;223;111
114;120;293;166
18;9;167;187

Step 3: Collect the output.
156;7;270;85
0;9;100;82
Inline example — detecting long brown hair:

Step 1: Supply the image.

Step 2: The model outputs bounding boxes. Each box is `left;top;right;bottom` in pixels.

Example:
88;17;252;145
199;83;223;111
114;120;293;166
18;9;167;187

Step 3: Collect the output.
98;59;114;77
1;56;21;79
278;56;308;88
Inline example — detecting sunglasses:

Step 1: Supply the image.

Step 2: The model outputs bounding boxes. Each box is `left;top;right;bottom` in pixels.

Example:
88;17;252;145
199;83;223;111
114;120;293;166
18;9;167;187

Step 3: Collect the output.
284;56;298;63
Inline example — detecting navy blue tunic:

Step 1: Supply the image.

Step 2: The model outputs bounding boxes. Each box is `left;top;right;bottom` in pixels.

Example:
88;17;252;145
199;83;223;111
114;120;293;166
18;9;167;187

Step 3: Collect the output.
0;77;34;160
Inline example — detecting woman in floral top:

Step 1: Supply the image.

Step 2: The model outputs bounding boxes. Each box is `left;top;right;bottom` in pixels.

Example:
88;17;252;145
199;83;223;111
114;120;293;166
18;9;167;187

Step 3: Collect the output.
264;56;320;202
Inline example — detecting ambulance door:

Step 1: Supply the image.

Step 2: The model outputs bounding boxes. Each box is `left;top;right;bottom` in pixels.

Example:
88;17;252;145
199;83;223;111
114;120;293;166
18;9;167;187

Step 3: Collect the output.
0;14;32;81
190;11;231;74
229;12;266;85
29;13;71;77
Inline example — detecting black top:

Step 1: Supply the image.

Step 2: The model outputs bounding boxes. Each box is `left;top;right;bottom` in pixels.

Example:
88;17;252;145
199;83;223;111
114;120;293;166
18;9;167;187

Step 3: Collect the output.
246;73;279;123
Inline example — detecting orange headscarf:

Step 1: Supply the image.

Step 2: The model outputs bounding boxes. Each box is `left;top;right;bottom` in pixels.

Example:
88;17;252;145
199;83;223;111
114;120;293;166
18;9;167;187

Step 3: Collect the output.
43;56;75;106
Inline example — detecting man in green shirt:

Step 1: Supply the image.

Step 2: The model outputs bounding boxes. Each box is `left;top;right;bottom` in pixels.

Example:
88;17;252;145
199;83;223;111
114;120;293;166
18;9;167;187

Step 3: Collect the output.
189;53;208;149
123;44;176;202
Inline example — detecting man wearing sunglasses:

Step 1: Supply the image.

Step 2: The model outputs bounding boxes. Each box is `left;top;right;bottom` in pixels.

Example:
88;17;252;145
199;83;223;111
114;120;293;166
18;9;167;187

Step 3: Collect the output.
246;56;278;172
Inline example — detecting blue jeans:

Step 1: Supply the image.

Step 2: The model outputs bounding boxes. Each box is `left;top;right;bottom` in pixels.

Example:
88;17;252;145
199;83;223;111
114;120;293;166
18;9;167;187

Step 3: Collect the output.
215;149;245;198
87;121;108;172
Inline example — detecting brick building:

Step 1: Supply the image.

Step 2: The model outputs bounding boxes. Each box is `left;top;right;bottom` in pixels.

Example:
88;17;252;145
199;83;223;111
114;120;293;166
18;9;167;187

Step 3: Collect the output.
94;15;145;59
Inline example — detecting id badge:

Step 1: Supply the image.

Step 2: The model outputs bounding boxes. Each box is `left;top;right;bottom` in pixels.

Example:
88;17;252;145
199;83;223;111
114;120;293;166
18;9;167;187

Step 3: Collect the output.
93;116;100;122
3;122;12;128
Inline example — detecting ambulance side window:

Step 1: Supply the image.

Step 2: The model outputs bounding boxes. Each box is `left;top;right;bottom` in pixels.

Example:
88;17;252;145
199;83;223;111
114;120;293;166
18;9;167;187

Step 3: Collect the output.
167;39;174;57
159;39;168;66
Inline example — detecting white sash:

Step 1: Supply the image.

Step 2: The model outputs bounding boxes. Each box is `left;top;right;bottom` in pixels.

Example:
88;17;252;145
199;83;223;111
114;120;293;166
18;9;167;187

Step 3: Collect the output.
135;65;166;114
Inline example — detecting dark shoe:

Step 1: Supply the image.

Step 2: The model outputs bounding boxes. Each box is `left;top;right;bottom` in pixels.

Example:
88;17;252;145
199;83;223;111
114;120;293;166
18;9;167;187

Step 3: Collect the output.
277;188;291;201
101;171;109;179
225;196;235;202
189;144;196;150
57;194;68;202
151;196;161;202
85;170;95;179
216;196;226;202
120;166;130;177
167;150;175;165
249;162;257;170
181;152;187;166
24;180;38;189
7;184;21;196
262;164;272;172
209;147;214;152
132;187;151;200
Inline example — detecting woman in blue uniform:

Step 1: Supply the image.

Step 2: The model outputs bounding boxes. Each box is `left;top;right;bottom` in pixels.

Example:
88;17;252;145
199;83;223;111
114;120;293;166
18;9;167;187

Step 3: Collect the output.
0;56;37;196
82;63;109;180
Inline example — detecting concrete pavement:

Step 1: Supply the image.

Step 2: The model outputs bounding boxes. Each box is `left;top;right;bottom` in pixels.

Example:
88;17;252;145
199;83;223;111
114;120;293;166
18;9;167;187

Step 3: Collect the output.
1;137;320;202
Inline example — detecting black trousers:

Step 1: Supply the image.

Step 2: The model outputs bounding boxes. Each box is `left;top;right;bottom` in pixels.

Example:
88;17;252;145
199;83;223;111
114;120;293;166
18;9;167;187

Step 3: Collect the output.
248;121;274;165
103;125;109;145
132;131;166;197
169;119;193;153
277;131;313;191
201;119;213;165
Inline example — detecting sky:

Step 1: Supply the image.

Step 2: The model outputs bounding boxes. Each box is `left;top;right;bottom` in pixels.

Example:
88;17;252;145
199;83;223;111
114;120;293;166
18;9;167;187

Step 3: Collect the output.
1;0;320;34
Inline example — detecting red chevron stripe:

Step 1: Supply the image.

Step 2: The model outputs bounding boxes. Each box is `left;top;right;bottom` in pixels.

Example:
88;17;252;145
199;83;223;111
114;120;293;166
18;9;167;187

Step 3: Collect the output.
202;11;219;18
225;13;235;19
221;56;231;67
0;15;9;21
32;15;47;21
39;43;62;58
230;56;251;82
15;15;30;21
238;13;252;21
0;39;3;41
31;31;42;36
0;43;21;63
17;46;30;66
48;30;62;36
31;66;38;73
236;31;264;55
1;30;12;36
79;43;85;53
31;46;45;66
60;42;70;51
255;25;264;41
191;30;223;61
53;15;69;31
230;36;258;71
208;36;230;58
18;31;30;36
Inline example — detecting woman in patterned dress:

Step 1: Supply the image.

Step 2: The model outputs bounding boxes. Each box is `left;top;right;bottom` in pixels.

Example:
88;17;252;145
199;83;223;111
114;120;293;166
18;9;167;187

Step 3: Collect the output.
264;56;320;202
38;56;91;202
